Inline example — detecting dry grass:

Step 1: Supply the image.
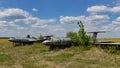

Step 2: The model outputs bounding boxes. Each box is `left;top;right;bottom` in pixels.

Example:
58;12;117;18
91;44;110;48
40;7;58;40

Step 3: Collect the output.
0;39;120;68
97;38;120;42
0;39;10;44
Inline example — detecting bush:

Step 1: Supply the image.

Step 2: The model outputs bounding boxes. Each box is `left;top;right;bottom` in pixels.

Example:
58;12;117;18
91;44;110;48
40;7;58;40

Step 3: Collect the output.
69;21;92;47
108;46;118;54
38;33;44;40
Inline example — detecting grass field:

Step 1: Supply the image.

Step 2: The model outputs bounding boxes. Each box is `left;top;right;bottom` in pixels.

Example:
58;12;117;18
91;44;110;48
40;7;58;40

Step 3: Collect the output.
0;39;120;68
97;38;120;42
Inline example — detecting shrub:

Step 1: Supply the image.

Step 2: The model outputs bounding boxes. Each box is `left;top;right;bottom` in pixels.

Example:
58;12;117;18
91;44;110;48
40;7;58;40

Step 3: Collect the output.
68;21;92;47
108;46;118;54
38;33;44;40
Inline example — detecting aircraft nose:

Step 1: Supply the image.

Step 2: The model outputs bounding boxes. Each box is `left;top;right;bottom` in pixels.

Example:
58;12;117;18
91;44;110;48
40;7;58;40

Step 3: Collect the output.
42;40;50;44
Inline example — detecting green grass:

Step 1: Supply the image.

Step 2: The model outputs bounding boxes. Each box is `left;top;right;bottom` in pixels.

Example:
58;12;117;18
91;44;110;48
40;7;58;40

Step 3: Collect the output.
0;39;120;68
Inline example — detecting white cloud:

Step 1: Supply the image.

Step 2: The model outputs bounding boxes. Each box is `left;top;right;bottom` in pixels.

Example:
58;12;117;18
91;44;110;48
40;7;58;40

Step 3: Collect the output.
0;8;56;37
86;5;120;37
32;8;38;12
110;6;120;13
86;15;109;24
60;15;109;25
0;5;120;37
44;25;66;36
101;25;110;30
60;16;86;24
0;8;31;20
31;18;56;27
60;15;109;32
87;5;120;13
101;24;114;31
48;25;65;31
0;8;56;27
101;17;120;32
14;17;56;25
0;21;8;26
0;21;18;27
60;5;120;38
112;17;120;25
87;5;108;13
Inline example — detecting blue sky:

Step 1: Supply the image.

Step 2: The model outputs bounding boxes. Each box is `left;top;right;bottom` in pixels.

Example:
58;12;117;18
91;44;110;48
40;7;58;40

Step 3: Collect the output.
0;0;120;37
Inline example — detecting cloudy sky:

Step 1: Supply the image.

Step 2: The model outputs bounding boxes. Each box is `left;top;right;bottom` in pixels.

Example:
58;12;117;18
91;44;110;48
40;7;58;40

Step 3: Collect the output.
0;0;120;38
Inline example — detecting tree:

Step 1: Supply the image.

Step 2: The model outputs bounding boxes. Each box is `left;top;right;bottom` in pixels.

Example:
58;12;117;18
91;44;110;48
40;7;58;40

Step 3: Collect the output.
77;21;91;46
68;21;91;46
39;33;44;40
66;31;76;38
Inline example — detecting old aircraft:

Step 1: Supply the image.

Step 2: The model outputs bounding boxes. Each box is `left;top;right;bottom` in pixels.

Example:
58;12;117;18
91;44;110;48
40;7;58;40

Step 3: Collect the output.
9;37;37;46
42;38;71;50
